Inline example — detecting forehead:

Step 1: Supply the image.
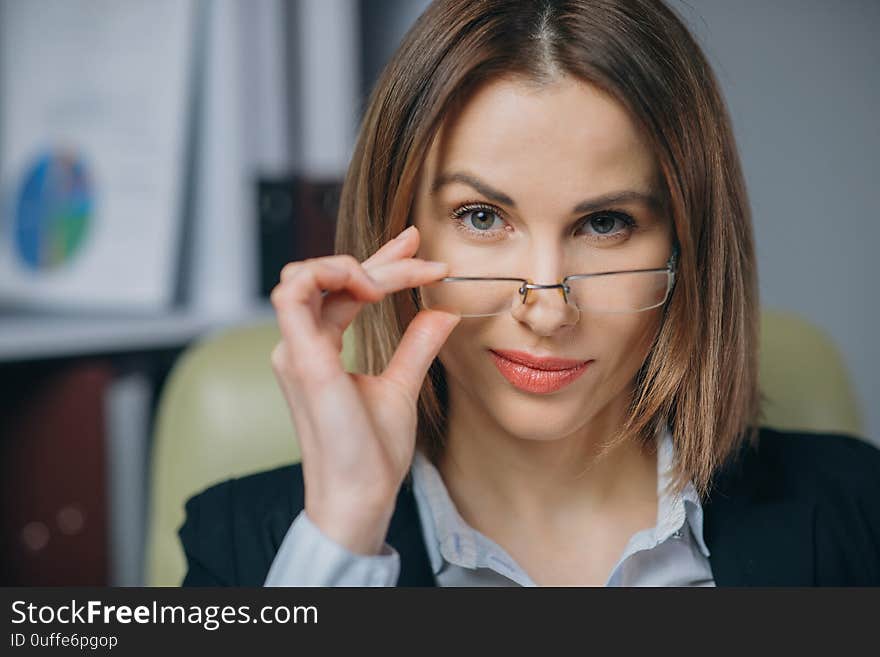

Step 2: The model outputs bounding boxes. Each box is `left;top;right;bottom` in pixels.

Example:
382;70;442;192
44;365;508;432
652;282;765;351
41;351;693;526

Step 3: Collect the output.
420;75;659;200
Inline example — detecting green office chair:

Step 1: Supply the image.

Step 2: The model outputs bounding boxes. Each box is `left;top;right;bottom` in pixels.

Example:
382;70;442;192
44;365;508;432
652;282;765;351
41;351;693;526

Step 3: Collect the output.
145;308;864;586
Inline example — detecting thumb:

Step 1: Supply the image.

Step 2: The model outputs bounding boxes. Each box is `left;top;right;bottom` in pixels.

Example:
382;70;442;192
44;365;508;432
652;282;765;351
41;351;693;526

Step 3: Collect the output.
382;309;460;402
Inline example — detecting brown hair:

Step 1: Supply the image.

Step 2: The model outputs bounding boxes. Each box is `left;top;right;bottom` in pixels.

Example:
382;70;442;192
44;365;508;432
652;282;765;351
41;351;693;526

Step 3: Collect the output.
335;0;761;498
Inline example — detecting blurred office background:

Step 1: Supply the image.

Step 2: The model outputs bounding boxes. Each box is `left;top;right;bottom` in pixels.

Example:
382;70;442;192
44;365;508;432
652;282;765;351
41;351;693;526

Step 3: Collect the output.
0;0;876;586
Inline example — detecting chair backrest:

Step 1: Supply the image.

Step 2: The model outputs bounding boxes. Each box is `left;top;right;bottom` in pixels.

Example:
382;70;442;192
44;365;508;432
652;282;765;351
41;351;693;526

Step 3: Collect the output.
145;307;863;586
757;309;862;435
145;321;357;587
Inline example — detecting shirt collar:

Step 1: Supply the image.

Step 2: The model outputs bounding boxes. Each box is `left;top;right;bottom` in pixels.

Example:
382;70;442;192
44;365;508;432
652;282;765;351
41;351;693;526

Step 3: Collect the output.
410;448;482;574
409;424;710;577
655;426;711;558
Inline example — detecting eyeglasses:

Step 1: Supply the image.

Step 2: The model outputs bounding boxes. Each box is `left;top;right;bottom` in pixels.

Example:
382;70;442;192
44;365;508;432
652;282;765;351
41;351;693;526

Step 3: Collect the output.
414;245;679;318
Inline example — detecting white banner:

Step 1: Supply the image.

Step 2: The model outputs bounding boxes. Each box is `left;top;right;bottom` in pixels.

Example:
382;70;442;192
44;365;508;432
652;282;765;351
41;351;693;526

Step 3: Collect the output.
0;0;197;312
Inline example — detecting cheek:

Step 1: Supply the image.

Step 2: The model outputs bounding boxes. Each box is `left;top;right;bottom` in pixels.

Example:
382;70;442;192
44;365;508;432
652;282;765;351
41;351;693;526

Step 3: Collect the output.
435;323;516;413
588;310;662;376
436;323;485;378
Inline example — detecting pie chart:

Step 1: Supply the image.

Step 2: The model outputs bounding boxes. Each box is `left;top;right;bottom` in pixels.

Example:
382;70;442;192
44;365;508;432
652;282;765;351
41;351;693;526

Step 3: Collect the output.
13;150;93;271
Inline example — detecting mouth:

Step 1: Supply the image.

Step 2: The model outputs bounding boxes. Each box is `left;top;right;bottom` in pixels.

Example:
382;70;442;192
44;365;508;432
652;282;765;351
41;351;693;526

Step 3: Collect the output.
488;349;592;394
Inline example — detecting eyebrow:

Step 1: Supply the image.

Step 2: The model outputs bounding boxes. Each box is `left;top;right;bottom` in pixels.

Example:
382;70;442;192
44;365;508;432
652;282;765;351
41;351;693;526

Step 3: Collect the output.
431;171;664;214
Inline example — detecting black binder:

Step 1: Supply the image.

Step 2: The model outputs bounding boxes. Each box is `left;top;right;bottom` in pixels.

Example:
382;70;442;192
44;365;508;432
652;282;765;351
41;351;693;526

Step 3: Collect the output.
257;176;344;297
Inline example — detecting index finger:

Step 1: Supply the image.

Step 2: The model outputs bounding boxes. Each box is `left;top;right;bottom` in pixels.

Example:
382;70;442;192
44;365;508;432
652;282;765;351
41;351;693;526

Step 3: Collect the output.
362;225;419;268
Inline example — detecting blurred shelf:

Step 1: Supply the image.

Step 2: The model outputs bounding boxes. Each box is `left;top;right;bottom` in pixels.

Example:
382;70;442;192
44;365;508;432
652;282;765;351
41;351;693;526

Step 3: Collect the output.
0;302;276;363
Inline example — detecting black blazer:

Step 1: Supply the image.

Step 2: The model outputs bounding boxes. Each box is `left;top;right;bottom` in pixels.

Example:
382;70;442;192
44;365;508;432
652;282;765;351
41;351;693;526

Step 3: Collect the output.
178;427;880;586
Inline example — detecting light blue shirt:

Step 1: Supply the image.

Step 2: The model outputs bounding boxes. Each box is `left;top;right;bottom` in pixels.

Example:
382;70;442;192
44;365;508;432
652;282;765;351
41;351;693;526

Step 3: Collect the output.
264;426;715;587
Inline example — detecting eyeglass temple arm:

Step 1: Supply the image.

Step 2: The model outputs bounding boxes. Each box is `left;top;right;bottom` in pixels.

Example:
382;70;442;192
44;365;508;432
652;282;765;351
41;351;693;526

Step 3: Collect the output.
667;242;680;287
668;242;680;268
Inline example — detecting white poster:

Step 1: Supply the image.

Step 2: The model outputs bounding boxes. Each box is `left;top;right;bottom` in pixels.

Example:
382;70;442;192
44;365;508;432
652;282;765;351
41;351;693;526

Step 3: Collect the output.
0;0;197;312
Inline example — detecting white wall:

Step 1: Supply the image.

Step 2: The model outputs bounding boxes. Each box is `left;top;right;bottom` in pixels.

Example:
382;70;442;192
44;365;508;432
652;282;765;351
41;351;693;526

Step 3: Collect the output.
677;0;879;443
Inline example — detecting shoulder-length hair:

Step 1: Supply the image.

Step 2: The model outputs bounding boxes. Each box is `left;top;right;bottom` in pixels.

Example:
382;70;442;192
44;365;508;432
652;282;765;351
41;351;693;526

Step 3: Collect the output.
335;0;761;497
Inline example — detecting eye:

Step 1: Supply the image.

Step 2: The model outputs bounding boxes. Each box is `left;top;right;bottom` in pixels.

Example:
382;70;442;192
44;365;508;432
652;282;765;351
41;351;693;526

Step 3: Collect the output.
449;203;638;243
449;203;508;240
578;212;637;241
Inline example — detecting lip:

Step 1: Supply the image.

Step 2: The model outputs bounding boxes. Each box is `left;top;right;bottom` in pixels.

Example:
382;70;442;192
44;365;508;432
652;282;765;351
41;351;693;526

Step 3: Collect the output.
490;349;589;371
489;349;592;394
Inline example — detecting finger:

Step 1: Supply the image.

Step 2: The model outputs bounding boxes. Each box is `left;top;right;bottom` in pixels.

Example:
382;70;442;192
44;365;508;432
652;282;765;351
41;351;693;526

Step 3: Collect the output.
271;259;382;351
277;226;420;284
278;252;374;285
361;225;419;268
292;258;383;306
382;309;460;403
368;258;449;294
321;258;449;331
317;226;426;328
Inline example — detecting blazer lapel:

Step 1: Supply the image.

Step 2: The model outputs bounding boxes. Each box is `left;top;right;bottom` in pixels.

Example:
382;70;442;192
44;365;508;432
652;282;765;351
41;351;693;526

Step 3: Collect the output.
703;442;816;586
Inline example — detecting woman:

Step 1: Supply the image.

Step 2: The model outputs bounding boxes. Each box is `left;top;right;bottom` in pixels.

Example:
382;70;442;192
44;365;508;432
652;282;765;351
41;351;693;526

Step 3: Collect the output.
179;0;880;586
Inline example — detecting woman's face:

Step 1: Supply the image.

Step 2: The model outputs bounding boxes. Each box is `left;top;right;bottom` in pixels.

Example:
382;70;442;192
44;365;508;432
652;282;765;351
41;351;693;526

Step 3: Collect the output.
411;74;674;442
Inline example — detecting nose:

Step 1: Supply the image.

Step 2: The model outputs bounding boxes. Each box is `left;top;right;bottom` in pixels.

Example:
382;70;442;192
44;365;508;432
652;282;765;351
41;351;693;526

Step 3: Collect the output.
507;239;580;334
509;279;580;335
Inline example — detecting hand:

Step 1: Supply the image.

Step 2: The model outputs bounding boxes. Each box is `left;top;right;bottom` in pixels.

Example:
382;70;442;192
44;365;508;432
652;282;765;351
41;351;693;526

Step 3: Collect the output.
269;225;459;555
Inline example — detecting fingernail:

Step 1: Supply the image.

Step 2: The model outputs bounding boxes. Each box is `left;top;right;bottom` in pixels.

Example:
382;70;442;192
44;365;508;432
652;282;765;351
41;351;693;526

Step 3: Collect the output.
425;260;447;270
395;225;416;240
440;311;461;330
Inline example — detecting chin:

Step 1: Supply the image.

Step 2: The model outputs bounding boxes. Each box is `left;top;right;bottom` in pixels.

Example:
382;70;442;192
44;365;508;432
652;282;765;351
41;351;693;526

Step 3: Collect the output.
496;417;589;443
443;353;614;440
487;391;598;442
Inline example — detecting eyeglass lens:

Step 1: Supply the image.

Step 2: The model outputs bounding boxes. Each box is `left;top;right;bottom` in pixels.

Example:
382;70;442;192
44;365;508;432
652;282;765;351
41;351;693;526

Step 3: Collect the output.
418;271;671;317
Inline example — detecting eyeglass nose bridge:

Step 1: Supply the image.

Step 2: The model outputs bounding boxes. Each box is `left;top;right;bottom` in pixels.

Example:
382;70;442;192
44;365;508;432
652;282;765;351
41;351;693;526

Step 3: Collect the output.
517;280;572;305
